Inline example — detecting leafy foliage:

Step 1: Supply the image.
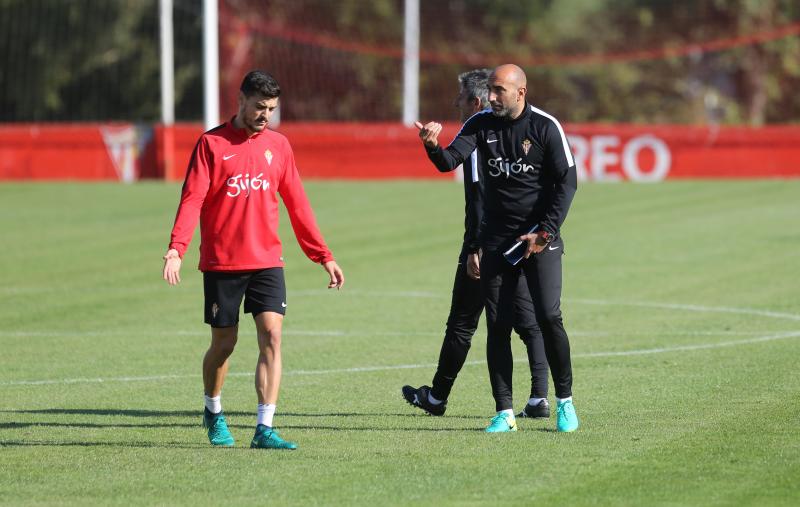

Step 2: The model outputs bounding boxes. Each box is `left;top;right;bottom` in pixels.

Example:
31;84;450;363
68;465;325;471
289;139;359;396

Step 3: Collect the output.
0;0;798;123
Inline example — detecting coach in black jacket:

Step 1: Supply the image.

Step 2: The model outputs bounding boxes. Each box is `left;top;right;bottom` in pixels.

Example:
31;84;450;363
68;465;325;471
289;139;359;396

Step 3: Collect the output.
415;64;580;433
402;68;550;422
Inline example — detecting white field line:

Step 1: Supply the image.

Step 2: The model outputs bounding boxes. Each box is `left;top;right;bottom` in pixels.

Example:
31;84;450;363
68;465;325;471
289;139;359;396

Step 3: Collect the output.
0;330;442;338
0;329;782;339
291;289;442;298
2;297;799;386
288;290;800;324
574;330;800;357
2;330;799;387
4;285;800;323
301;291;800;323
0;287;444;298
569;298;800;322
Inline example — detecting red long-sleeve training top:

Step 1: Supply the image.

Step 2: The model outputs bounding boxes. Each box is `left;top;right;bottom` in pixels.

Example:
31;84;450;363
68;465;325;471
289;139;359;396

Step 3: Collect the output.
168;121;334;271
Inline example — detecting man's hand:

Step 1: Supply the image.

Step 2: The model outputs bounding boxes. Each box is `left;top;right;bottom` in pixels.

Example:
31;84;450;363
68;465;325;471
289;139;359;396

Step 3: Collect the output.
466;250;481;280
518;232;550;259
323;260;344;290
162;249;182;285
414;121;442;149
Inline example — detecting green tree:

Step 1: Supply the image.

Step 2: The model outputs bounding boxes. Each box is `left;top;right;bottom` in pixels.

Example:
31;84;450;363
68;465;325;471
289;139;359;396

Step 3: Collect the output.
0;0;202;122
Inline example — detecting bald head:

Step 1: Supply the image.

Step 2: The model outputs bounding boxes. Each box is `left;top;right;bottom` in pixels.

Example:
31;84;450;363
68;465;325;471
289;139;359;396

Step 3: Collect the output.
488;64;528;119
493;64;527;89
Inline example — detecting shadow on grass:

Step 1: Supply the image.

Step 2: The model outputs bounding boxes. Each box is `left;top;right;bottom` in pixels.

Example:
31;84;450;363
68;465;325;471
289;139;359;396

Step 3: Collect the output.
0;421;198;430
1;421;487;432
0;408;223;418
0;427;484;451
0;440;219;449
281;412;486;420
277;424;486;432
1;408;485;420
0;408;492;440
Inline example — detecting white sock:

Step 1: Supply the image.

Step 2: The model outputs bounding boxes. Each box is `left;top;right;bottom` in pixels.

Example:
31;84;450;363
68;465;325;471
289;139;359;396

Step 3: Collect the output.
257;403;276;428
528;397;546;406
499;408;515;419
427;392;443;406
204;394;222;414
556;396;573;404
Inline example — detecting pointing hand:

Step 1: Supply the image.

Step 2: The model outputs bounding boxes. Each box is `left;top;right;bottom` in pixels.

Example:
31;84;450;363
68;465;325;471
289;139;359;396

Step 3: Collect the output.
414;121;442;149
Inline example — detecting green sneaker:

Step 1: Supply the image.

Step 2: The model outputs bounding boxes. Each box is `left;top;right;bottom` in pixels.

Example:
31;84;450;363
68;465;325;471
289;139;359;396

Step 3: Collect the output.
203;408;235;446
250;424;298;450
556;399;579;432
485;413;518;433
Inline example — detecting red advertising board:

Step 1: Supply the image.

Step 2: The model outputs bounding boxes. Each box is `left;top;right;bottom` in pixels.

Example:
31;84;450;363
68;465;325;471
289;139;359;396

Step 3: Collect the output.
0;124;138;181
1;122;799;181
566;124;800;180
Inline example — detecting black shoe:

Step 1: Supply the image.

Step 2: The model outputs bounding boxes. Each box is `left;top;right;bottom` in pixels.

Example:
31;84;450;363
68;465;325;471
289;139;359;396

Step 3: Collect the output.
517;399;550;418
402;385;446;416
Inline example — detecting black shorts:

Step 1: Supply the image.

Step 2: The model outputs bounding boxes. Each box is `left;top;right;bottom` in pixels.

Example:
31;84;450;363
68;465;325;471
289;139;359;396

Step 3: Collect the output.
203;268;286;328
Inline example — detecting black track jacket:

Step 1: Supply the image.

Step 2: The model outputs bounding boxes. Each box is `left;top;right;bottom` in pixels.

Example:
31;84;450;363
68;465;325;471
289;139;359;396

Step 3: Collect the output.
426;103;578;252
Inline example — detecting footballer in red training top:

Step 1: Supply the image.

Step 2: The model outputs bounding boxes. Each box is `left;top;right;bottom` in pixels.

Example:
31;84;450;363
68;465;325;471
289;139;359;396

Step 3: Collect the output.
162;70;344;451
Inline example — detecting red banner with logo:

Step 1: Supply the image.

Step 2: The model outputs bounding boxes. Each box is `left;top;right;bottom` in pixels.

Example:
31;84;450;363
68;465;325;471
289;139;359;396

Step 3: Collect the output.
566;124;800;180
0;124;139;181
1;123;799;181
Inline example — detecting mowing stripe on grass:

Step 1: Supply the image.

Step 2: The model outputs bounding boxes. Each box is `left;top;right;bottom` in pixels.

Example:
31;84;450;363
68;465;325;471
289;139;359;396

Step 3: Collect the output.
2;329;780;338
3;296;799;339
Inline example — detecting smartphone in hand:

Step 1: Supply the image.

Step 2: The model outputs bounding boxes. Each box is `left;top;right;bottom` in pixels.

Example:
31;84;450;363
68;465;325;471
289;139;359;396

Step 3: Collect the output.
502;225;539;265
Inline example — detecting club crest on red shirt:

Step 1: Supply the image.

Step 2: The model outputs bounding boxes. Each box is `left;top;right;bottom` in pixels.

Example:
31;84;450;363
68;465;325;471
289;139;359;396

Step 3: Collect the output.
264;149;273;165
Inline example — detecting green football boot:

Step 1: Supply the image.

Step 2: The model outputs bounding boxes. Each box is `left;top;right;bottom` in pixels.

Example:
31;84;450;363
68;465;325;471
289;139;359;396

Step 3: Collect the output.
250;424;298;450
203;408;235;446
485;412;518;433
556;399;579;432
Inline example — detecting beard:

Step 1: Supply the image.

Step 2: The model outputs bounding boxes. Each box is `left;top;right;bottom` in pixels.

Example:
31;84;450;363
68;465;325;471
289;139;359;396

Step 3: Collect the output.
246;117;267;132
491;103;512;118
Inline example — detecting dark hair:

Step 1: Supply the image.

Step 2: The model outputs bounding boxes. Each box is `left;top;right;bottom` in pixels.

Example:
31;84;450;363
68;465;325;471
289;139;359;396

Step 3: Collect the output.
458;68;492;108
240;70;281;99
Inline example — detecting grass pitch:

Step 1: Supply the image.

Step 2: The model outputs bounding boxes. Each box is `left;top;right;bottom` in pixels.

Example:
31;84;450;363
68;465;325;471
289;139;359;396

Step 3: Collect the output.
0;180;798;506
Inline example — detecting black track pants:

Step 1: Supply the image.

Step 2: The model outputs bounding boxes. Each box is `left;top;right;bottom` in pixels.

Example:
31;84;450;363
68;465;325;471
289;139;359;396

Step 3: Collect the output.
481;237;573;411
430;260;548;402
